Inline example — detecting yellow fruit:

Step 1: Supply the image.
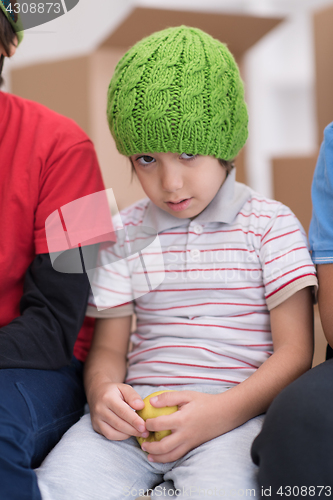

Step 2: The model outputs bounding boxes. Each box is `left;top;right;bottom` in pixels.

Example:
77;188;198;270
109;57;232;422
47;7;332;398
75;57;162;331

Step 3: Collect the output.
136;390;178;446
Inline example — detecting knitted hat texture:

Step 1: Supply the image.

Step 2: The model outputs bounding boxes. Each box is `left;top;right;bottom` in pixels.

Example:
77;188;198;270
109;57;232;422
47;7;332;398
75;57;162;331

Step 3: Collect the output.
107;26;248;160
0;0;24;45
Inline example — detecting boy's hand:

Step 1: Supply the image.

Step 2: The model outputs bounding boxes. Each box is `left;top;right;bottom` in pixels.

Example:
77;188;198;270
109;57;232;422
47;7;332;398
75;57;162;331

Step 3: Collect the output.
140;390;224;463
88;382;150;441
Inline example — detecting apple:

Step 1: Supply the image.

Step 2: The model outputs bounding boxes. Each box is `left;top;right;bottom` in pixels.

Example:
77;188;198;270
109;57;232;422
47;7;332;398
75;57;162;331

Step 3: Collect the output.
136;390;178;446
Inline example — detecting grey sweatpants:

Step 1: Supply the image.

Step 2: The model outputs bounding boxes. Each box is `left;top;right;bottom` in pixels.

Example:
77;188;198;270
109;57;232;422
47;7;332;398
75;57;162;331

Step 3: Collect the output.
36;385;264;500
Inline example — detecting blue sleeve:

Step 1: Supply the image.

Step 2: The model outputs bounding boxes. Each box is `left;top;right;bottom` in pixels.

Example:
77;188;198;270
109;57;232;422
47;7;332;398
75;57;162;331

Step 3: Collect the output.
309;122;333;264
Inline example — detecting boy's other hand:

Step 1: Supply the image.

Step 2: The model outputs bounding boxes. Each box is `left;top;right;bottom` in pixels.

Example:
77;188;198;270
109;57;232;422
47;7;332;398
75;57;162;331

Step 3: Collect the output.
141;390;225;463
89;382;149;442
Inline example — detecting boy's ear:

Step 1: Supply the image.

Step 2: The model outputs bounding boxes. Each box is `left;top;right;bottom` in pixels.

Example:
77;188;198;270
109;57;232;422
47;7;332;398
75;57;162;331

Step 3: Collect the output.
218;159;235;176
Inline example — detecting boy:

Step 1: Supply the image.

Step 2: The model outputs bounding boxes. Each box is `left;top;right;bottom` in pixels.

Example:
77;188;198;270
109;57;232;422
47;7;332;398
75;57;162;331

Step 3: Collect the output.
0;2;107;499
37;26;317;499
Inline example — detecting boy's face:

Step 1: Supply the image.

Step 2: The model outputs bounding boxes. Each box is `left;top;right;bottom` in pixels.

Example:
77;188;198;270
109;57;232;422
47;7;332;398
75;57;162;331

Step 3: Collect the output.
131;152;227;219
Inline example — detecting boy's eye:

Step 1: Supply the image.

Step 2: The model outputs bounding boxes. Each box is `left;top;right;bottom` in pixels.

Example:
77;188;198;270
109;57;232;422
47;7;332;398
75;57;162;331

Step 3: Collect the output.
136;155;155;166
180;153;197;160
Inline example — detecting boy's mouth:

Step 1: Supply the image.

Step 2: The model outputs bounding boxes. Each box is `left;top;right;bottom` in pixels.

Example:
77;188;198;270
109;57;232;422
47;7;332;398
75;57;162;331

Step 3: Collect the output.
166;198;192;212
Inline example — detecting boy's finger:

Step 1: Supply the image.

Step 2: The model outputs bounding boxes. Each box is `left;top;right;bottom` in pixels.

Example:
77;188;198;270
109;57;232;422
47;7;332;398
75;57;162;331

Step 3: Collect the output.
120;384;145;410
93;393;145;434
147;446;184;464
110;399;147;433
99;407;148;437
98;422;130;441
107;417;148;437
145;414;177;433
141;434;181;460
149;390;189;408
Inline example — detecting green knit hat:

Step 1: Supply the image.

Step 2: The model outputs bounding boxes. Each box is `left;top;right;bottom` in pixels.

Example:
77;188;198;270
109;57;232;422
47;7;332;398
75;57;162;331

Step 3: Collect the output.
107;26;248;161
0;0;24;45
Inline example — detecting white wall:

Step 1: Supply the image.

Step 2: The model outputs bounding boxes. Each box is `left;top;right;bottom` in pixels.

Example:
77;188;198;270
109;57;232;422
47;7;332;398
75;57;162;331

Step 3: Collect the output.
3;0;333;196
2;0;133;86
244;11;318;196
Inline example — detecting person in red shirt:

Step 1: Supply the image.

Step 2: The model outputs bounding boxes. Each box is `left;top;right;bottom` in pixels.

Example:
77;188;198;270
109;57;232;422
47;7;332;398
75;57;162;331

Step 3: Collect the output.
0;4;109;499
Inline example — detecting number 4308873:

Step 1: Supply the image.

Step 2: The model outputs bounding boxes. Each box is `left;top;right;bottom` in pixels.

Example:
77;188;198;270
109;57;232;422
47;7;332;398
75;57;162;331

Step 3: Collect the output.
6;3;61;14
277;486;331;496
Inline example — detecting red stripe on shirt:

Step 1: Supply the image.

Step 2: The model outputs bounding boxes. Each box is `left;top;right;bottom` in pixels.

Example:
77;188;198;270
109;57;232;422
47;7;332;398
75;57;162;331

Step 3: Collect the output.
159;228;263;237
265;246;308;265
248;198;281;205
135;301;267;312
128;345;258;368
239;212;272;219
150;285;264;292
262;229;299;246
126;374;241;384
137;360;251;369
132;267;262;275
138;321;271;333
266;274;316;299
266;264;315;287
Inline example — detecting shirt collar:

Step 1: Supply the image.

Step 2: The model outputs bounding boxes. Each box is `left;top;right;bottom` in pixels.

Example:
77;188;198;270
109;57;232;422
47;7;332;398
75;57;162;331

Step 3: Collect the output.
142;169;252;233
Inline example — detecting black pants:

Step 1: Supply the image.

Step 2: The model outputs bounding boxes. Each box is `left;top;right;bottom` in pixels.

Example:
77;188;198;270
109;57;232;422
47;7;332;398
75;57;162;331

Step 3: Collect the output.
251;358;333;499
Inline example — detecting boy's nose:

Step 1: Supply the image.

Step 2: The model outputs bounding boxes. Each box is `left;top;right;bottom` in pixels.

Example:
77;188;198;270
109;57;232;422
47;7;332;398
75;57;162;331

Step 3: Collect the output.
160;163;184;192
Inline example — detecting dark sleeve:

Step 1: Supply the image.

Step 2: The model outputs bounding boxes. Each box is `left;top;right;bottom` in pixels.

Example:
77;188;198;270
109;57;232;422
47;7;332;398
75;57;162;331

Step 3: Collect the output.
0;253;91;370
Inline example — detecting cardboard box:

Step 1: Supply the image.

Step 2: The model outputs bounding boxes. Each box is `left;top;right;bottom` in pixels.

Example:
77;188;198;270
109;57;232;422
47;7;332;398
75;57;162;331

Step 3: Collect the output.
313;305;327;367
313;4;333;146
272;154;327;366
11;6;283;209
272;154;318;235
271;4;333;366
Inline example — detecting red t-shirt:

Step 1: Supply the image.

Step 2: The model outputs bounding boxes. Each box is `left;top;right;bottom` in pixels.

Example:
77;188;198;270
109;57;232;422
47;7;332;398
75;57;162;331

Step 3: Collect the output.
0;91;106;362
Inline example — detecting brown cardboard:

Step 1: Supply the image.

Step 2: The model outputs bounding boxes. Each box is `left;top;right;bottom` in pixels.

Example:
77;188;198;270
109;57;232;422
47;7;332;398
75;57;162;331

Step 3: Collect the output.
272;154;329;365
11;6;283;208
100;7;282;59
313;305;327;367
272;154;318;234
313;4;333;144
270;4;333;366
12;56;92;135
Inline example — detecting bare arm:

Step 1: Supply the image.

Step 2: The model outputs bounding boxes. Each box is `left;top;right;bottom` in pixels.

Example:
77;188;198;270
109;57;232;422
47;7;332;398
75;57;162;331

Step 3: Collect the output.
142;287;314;462
317;264;333;347
216;286;314;425
84;316;132;394
84;316;148;441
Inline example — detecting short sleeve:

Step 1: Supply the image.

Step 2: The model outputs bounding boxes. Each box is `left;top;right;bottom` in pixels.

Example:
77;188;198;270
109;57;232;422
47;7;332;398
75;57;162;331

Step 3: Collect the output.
34;140;106;254
309;122;333;264
260;206;318;310
86;241;134;317
86;212;165;318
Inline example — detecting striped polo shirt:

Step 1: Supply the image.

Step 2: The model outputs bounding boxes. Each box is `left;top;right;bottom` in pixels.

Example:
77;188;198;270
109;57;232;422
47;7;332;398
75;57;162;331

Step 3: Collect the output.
87;170;317;388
